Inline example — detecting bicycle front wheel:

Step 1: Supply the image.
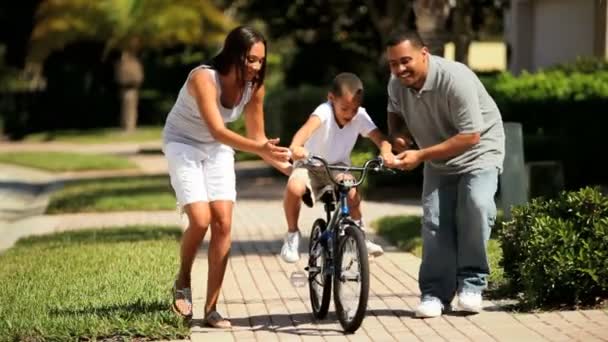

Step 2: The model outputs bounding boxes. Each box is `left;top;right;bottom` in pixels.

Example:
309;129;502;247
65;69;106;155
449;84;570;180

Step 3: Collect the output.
333;223;369;333
308;218;331;319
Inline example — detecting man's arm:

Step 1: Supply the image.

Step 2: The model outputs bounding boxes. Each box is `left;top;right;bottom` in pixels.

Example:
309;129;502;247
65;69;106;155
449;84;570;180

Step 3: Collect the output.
396;133;479;171
395;75;482;170
417;133;480;161
387;111;414;153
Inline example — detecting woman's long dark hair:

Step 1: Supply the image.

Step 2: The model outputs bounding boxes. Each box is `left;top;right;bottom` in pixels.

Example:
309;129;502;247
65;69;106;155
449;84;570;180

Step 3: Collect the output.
209;26;267;89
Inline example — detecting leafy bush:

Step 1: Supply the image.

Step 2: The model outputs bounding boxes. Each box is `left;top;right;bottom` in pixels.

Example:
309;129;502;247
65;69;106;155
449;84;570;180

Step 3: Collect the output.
546;56;608;74
491;71;608;103
499;186;608;309
481;68;608;189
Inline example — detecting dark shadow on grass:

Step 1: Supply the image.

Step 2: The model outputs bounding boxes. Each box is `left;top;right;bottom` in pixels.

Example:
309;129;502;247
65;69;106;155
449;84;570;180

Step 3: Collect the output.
48;176;174;213
15;226;182;247
49;299;170;318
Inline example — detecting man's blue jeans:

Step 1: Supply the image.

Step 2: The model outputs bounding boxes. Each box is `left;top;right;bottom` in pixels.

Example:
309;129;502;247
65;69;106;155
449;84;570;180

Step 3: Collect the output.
418;166;499;305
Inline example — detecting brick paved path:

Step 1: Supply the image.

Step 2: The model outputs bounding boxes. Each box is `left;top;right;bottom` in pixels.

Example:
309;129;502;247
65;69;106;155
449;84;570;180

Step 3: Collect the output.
14;200;605;342
187;200;608;342
2;142;607;341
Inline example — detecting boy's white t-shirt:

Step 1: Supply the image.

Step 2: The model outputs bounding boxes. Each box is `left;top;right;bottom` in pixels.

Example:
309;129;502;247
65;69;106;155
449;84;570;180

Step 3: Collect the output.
304;101;377;165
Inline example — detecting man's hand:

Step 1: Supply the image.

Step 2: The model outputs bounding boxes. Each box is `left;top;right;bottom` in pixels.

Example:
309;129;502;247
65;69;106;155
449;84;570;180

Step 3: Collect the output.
290;146;309;160
395;149;423;170
393;137;410;153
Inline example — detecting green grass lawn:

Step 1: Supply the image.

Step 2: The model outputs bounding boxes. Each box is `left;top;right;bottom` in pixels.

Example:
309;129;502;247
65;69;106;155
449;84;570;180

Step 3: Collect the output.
47;176;176;214
373;215;507;297
0;227;189;341
0;152;137;172
23;126;163;144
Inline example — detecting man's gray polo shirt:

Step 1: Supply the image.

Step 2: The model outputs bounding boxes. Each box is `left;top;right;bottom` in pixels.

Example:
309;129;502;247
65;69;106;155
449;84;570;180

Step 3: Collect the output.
387;55;505;174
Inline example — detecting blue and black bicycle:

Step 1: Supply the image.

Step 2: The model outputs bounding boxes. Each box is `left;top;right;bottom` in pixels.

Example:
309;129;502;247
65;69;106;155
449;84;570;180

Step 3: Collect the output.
303;154;389;333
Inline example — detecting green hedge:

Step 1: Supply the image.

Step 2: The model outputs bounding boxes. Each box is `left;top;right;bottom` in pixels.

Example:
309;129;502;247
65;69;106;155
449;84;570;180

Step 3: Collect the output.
499;186;608;309
482;66;608;189
546;56;608;74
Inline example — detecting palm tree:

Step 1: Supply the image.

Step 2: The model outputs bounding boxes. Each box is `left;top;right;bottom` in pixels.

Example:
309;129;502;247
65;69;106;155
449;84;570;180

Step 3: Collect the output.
28;0;234;132
413;0;452;56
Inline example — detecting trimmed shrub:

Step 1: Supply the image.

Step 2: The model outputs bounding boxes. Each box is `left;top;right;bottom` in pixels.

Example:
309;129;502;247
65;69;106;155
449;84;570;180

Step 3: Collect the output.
499;186;608;309
481;69;608;189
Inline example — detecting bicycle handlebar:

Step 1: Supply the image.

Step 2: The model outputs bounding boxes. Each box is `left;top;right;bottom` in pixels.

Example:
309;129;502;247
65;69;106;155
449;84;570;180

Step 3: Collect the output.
302;154;390;189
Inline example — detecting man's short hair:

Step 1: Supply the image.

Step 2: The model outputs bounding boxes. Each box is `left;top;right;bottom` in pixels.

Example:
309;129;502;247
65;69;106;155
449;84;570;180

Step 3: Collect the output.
331;72;364;98
386;29;426;49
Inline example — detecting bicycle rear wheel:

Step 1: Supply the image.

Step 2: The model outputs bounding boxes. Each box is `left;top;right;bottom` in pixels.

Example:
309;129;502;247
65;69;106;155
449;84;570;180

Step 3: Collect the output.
333;223;369;333
308;218;332;319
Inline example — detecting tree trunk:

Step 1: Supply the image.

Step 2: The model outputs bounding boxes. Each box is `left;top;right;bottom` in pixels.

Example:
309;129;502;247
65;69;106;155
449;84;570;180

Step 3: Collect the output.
413;0;451;56
119;87;139;132
453;0;473;65
365;0;415;78
114;50;143;132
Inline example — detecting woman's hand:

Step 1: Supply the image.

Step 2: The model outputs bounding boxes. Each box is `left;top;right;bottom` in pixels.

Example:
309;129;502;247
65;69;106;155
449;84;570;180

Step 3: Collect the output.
260;138;291;162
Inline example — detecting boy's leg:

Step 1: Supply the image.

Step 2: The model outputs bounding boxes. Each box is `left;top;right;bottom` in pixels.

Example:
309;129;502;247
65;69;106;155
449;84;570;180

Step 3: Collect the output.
281;167;311;263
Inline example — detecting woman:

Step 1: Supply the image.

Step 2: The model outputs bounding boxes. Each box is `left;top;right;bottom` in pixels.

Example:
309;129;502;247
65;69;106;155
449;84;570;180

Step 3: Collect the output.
162;26;291;328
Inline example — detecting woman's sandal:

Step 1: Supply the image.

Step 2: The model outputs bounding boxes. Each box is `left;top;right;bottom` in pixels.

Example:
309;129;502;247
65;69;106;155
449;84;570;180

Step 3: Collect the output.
171;280;192;319
204;310;232;329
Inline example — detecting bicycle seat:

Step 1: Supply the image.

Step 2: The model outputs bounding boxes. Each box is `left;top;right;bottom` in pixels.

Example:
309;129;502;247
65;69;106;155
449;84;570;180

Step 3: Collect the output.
319;185;336;204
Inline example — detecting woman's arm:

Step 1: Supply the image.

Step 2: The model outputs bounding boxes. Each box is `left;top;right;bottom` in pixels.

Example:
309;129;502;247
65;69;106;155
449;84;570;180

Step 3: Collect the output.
243;84;292;175
188;71;289;162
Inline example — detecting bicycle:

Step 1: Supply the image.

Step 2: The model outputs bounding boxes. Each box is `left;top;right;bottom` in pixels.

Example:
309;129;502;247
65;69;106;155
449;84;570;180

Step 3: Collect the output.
303;154;389;333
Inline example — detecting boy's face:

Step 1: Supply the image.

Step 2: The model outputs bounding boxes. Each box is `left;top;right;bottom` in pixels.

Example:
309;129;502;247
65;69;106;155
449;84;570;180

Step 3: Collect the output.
329;91;361;126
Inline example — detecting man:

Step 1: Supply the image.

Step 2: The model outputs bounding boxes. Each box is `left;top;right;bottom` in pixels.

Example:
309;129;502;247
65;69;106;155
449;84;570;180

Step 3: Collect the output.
385;30;505;318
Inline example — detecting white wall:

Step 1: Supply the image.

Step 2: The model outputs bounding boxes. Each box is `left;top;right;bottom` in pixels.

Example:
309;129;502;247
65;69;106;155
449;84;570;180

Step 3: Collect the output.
507;0;603;74
532;0;595;70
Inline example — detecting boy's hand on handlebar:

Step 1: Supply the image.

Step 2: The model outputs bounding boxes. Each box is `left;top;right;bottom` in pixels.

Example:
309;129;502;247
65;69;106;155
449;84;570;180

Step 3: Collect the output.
380;151;398;168
289;146;309;161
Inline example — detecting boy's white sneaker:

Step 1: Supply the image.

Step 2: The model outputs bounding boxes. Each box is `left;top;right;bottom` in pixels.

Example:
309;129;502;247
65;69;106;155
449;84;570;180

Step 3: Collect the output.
280;231;301;263
415;297;443;318
458;291;483;313
365;239;384;257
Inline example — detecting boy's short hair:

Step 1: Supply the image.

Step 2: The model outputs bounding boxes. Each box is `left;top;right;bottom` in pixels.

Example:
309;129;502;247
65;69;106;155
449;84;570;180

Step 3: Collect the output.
330;72;364;99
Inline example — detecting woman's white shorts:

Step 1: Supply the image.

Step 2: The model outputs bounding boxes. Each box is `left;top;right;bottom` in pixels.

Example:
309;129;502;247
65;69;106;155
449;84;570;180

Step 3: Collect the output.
163;141;236;206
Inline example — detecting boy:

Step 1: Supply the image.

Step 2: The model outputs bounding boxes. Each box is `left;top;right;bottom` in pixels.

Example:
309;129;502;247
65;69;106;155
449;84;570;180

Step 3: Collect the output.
280;72;396;263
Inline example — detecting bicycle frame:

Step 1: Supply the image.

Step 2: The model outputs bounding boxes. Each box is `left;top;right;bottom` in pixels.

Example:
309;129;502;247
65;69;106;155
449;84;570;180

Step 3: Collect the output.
306;155;384;269
304;154;388;332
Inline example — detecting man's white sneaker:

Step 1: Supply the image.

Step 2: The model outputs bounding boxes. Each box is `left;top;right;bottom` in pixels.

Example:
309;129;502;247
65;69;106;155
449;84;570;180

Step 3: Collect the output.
365;239;384;257
458;291;482;313
415;297;443;318
280;231;301;263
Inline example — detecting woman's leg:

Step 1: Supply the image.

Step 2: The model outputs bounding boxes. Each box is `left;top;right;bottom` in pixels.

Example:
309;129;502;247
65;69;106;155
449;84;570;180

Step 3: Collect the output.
205;200;233;315
175;201;211;315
